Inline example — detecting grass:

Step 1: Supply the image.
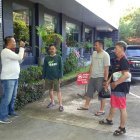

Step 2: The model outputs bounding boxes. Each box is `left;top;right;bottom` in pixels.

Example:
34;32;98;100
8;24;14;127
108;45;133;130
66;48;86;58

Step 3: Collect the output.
62;65;90;82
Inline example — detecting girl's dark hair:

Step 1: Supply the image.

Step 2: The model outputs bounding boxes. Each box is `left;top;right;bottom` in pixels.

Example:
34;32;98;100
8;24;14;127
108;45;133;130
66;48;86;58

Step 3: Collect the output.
115;41;127;51
4;36;14;46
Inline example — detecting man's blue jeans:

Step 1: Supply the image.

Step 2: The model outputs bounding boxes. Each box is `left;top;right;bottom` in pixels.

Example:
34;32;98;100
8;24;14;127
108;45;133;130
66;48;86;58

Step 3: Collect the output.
0;79;18;120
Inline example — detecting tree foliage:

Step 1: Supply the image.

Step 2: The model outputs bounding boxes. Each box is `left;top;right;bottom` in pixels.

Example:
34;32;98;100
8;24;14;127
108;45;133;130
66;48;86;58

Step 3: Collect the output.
119;8;140;43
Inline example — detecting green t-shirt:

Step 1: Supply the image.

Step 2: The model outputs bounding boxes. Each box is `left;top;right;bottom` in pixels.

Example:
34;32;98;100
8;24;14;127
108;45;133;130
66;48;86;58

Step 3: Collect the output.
43;54;63;80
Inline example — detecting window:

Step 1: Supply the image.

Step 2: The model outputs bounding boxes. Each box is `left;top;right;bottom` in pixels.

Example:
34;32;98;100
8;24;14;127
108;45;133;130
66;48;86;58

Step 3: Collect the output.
85;28;92;42
13;3;32;56
66;22;79;47
44;14;57;32
126;47;140;57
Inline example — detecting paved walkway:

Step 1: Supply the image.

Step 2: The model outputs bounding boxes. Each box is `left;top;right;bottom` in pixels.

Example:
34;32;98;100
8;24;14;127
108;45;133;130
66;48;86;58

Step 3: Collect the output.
0;82;140;140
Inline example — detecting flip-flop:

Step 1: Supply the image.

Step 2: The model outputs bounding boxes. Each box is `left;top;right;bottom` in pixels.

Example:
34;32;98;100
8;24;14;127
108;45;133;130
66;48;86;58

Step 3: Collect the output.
95;111;105;116
77;107;89;110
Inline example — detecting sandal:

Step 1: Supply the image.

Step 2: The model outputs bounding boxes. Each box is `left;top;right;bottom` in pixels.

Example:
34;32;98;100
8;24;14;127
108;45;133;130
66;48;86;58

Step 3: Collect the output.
95;111;105;116
99;119;113;125
113;127;126;136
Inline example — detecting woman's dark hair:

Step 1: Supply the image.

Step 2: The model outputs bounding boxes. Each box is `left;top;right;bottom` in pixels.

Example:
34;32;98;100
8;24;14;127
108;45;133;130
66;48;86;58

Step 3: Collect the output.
4;36;14;46
115;41;127;52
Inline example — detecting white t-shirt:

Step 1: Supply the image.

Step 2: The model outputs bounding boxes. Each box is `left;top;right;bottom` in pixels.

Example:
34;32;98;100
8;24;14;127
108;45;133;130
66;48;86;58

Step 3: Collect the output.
1;47;25;80
91;50;110;78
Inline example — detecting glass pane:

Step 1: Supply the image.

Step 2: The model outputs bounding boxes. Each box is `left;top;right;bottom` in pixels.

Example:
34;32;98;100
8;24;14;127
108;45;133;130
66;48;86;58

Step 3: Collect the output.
85;27;92;42
44;14;57;32
13;3;32;56
126;48;140;57
66;22;79;47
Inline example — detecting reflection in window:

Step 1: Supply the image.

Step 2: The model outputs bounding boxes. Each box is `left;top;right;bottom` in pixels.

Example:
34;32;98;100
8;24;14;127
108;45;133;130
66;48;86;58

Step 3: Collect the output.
44;14;57;32
66;22;79;47
13;10;29;25
85;28;92;42
13;3;32;56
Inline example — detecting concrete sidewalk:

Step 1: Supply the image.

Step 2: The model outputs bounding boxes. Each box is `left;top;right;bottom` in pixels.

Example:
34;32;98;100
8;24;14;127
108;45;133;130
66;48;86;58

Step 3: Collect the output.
0;82;140;140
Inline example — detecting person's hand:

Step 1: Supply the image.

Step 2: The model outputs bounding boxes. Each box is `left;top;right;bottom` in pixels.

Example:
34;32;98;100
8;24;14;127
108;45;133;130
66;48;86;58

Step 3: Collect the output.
111;82;117;89
59;79;62;84
103;81;109;90
19;41;25;48
103;82;109;89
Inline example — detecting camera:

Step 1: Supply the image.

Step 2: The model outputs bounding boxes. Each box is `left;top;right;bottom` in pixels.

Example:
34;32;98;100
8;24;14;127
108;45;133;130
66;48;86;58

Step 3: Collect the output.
14;39;29;54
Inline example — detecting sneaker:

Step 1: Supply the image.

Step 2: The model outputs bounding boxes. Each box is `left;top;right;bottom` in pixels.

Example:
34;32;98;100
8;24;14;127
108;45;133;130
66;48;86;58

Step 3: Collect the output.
9;112;19;118
59;106;64;112
47;102;55;108
0;118;12;124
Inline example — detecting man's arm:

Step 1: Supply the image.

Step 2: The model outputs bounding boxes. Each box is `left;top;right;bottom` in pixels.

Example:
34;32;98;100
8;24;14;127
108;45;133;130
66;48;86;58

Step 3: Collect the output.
7;41;25;61
42;57;47;79
89;53;94;77
103;66;110;89
104;66;109;81
89;63;93;76
115;70;129;85
59;56;63;79
111;70;129;89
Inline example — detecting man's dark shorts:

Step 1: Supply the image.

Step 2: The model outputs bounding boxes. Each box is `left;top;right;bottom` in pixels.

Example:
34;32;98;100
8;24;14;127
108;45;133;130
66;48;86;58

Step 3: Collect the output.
45;79;60;92
86;77;104;99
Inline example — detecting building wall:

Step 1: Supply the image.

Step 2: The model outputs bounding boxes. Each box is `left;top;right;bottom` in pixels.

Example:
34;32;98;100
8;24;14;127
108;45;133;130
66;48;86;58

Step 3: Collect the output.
2;0;13;38
2;0;37;65
36;4;60;56
97;30;119;46
1;0;118;64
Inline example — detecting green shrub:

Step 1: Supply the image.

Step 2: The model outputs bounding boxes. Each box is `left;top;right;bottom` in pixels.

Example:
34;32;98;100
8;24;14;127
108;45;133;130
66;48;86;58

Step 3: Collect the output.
15;82;44;110
64;52;78;74
15;66;44;110
19;66;42;84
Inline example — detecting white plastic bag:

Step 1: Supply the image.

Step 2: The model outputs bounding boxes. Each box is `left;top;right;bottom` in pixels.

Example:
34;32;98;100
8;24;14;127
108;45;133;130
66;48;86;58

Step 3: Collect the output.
113;71;131;82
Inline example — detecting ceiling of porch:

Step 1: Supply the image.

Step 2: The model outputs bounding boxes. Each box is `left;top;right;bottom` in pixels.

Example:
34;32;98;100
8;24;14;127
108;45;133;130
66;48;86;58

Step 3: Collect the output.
29;0;118;31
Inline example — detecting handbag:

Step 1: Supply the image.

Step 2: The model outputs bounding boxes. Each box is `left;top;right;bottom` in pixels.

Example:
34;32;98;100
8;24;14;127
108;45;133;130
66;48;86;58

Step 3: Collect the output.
98;88;110;98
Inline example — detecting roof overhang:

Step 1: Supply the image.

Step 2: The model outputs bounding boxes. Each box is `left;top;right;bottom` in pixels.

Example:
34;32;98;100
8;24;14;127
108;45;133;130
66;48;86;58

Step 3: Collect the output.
29;0;118;31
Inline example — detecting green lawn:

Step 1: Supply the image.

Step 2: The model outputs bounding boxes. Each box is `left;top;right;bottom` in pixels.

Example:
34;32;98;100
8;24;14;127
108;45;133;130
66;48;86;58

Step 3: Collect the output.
62;66;90;82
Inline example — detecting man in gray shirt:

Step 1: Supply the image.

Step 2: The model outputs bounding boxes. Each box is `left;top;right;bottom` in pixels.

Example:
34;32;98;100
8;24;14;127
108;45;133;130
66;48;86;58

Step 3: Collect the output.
78;40;110;116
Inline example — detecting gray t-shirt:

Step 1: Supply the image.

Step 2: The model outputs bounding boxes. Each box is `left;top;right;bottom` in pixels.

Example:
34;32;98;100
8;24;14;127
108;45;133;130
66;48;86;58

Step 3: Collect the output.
91;50;110;78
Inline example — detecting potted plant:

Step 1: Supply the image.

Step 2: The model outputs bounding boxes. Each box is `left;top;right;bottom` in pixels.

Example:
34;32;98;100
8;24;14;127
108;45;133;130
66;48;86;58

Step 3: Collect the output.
36;24;63;65
104;37;113;49
83;41;93;53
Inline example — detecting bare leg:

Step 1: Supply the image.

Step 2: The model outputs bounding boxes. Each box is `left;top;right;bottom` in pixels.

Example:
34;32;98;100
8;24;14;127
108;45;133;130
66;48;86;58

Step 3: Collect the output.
100;99;106;111
49;89;54;103
84;96;91;108
120;108;127;128
107;106;116;120
57;90;63;106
